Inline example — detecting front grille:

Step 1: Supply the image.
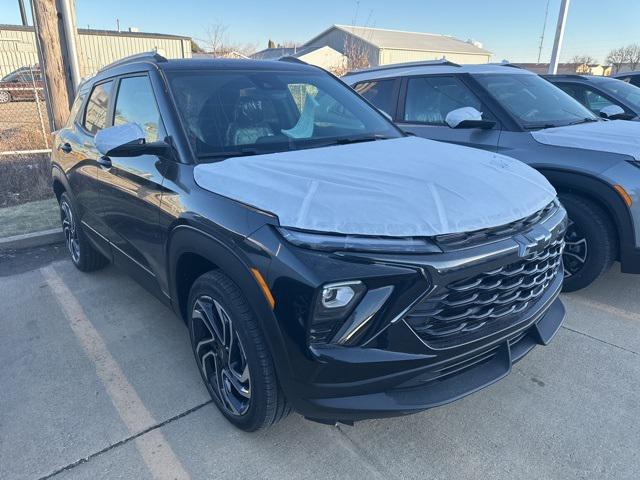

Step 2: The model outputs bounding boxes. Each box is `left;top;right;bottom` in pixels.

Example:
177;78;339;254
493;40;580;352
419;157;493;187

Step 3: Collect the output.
405;237;564;349
434;202;556;250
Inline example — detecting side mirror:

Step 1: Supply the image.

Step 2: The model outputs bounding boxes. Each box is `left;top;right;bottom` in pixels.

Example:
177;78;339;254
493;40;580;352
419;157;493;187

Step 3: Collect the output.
599;104;629;120
95;123;171;158
445;107;496;129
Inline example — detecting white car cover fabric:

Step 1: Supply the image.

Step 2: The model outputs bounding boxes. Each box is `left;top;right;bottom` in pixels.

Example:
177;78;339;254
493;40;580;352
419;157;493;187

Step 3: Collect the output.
194;136;556;237
532;120;640;160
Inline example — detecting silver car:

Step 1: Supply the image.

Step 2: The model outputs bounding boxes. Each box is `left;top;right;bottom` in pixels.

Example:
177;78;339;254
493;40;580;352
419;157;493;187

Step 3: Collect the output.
345;61;640;291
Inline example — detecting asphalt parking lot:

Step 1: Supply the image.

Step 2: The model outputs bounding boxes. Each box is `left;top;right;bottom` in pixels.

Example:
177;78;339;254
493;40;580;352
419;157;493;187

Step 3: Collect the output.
1;245;639;480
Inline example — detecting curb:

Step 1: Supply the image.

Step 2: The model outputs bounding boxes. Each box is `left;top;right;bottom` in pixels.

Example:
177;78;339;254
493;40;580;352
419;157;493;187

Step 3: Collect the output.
0;228;64;251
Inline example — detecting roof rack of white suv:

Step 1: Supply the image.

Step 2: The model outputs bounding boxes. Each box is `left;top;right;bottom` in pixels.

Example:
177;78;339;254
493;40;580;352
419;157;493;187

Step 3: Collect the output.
97;50;167;73
344;59;460;76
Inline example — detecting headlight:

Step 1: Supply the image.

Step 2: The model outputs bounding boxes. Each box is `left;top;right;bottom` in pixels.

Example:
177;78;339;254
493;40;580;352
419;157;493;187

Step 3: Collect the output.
277;227;441;253
321;282;362;308
309;281;366;344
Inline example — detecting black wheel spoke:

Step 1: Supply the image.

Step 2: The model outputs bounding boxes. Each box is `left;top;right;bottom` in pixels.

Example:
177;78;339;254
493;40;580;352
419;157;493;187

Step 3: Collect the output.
563;219;588;278
191;294;251;416
60;200;80;263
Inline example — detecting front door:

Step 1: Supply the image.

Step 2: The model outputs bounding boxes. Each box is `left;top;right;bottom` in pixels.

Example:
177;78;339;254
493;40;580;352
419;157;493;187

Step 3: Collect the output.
96;73;168;295
396;75;501;151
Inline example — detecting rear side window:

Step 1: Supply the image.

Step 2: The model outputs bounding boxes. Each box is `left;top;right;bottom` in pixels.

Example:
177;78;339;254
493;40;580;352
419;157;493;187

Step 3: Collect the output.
114;76;165;142
403;76;483;125
353;79;396;116
84;81;113;134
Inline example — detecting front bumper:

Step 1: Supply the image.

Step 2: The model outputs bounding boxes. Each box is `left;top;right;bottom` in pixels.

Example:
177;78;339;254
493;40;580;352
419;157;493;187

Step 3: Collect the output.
299;280;564;423
248;202;567;423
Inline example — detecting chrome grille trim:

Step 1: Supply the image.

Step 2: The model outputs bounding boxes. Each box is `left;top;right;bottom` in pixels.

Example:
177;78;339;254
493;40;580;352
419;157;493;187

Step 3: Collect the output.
405;237;564;348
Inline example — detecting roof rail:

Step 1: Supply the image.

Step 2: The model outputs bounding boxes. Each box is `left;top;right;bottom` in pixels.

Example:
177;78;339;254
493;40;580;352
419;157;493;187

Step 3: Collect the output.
278;56;307;65
98;50;167;73
344;59;460;76
493;62;523;69
541;73;589;79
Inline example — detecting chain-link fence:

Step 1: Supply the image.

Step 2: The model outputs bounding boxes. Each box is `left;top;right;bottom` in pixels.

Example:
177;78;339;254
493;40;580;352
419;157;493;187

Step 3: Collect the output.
0;64;50;155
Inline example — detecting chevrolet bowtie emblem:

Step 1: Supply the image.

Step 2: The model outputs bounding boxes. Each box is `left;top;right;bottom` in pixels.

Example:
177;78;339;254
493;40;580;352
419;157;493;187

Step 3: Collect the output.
514;225;552;258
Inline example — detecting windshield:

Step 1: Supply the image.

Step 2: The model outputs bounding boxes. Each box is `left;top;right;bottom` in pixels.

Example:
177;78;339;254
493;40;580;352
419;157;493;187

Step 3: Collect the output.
166;69;401;158
473;73;598;129
596;78;640;112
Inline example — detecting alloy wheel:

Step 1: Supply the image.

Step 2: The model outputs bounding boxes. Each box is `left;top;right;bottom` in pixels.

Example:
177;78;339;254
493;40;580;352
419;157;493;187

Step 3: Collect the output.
563;218;588;278
61;200;80;263
191;295;251;416
0;91;10;103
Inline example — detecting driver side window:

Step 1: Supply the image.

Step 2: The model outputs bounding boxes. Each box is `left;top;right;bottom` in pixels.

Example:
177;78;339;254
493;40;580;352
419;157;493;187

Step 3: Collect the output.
404;76;486;125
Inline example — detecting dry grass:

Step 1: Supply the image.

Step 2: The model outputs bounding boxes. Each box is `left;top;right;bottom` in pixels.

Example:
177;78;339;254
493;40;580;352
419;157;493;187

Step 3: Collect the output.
0;124;50;152
0;153;53;207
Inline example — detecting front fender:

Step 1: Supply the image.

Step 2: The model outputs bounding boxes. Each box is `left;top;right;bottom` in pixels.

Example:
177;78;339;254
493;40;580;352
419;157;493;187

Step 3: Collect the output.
166;225;294;392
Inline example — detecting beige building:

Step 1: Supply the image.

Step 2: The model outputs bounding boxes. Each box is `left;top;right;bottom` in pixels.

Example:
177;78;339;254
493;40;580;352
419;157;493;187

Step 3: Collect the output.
250;45;347;72
515;63;613;76
0;24;191;78
302;24;492;67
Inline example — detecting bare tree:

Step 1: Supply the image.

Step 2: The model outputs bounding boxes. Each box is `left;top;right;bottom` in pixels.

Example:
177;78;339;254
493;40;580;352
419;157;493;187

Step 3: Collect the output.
625;44;640;71
606;47;628;73
341;35;370;74
201;23;257;57
569;54;597;73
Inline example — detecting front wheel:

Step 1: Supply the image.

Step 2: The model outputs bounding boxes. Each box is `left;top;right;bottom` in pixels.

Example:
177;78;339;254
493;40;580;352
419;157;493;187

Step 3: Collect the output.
0;90;11;103
187;270;290;431
560;194;615;292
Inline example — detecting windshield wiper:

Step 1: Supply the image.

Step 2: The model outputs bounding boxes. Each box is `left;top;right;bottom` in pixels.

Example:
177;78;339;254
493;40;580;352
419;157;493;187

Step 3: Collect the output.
198;148;259;160
566;117;599;126
522;123;558;130
334;134;390;145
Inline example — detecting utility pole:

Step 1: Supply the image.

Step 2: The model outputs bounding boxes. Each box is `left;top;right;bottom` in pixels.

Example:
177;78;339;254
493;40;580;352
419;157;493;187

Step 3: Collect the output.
548;0;571;74
537;0;550;64
30;0;79;130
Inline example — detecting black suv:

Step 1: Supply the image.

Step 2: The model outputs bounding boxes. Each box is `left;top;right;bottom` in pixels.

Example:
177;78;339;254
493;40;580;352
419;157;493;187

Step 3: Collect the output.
52;53;567;431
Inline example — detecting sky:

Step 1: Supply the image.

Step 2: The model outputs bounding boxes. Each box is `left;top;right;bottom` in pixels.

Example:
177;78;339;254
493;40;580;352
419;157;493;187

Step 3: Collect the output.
4;0;640;63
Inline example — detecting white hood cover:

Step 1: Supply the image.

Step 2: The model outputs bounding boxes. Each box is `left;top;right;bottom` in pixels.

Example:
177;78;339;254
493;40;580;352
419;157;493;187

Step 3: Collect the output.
194;137;556;237
532;120;640;160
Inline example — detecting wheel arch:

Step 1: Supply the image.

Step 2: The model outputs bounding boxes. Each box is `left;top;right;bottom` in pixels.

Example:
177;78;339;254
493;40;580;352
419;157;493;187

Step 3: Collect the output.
51;165;71;202
167;225;294;384
538;168;633;260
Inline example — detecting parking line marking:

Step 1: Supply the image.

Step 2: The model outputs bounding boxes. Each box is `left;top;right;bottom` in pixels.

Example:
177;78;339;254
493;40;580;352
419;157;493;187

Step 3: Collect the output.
568;295;640;323
41;265;191;480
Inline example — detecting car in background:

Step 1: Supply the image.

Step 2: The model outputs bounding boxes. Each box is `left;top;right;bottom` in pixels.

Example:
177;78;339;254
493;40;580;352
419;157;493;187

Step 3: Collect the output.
51;53;567;431
613;71;640;87
544;74;640;121
345;61;640;291
0;66;44;103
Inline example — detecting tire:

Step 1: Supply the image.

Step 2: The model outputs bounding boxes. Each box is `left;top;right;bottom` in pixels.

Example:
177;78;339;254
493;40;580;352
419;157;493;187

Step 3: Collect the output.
59;192;109;272
188;270;290;431
0;90;11;103
560;194;615;292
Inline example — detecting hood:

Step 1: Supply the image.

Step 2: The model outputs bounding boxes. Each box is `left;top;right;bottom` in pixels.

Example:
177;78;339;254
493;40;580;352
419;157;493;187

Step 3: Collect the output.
193;137;556;237
531;120;640;160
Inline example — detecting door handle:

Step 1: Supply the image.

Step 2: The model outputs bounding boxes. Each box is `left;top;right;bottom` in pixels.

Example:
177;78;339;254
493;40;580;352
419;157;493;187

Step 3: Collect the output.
97;156;112;169
58;142;72;153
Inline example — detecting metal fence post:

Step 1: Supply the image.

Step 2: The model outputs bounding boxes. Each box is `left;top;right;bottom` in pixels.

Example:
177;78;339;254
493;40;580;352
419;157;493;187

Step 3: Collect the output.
30;64;49;148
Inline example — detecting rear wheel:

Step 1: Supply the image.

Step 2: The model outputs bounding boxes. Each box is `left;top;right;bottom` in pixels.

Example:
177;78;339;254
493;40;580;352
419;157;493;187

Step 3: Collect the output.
0;91;11;103
188;270;290;431
59;192;109;272
560;194;615;292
